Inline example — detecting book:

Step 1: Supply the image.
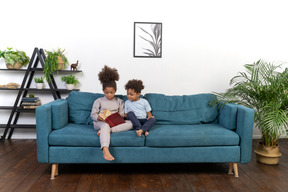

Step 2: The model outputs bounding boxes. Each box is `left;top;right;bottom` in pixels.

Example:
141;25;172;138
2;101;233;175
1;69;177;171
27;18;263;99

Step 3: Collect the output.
22;97;39;102
21;101;41;106
99;110;125;127
23;106;39;109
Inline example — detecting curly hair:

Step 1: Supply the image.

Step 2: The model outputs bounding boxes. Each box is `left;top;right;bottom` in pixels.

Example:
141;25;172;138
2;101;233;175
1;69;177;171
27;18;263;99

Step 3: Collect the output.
98;65;120;90
125;79;144;93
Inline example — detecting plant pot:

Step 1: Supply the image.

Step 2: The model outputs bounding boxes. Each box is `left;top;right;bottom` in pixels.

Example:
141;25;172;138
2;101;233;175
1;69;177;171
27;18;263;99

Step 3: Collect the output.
36;83;44;89
6;62;22;69
57;56;64;70
254;142;282;165
66;84;74;90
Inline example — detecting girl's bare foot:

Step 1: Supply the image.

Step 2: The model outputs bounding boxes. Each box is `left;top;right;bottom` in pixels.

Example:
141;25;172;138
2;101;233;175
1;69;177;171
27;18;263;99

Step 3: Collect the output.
144;131;149;136
97;130;101;136
136;129;143;137
102;147;115;161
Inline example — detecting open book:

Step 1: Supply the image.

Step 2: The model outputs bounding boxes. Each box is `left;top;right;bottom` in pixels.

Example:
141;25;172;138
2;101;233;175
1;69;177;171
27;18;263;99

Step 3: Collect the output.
99;110;125;127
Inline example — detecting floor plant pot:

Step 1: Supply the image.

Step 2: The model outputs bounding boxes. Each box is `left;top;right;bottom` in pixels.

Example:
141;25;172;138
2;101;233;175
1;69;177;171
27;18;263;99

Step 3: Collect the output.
254;142;282;165
6;62;22;69
36;83;44;89
66;84;74;90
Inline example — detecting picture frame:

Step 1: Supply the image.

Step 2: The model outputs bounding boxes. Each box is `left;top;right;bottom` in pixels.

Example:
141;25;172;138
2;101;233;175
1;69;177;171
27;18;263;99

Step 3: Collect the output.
134;22;162;58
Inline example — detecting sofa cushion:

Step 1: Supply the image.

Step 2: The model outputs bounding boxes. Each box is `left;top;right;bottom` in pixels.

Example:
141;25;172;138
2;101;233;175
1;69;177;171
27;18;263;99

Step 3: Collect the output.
145;124;239;147
66;91;127;125
144;93;218;125
51;99;68;129
219;103;238;130
49;123;145;147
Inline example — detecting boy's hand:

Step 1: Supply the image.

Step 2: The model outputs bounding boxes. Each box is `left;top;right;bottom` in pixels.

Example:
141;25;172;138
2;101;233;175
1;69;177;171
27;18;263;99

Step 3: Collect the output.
147;112;154;120
147;116;155;120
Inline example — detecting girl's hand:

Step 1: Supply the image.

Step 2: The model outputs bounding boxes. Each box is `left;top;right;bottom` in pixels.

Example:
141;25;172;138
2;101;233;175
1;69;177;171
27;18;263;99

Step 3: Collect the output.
97;116;105;121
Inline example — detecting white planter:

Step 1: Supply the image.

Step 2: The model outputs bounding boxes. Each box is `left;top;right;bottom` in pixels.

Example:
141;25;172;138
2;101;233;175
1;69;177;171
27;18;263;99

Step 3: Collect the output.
36;83;44;89
66;84;74;90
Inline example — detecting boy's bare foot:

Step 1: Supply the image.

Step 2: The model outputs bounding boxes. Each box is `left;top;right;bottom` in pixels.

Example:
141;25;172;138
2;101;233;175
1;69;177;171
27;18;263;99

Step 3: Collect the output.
144;131;149;136
97;130;101;136
136;129;143;137
102;147;115;161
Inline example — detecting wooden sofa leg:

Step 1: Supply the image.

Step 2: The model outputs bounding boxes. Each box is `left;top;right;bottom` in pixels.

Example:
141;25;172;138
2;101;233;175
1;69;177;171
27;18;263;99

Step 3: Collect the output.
50;164;58;180
228;163;233;175
228;163;239;177
233;163;239;177
55;164;59;176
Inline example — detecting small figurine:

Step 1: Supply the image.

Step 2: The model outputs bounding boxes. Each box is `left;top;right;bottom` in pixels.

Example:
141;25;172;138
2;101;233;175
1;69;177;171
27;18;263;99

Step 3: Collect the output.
71;60;78;71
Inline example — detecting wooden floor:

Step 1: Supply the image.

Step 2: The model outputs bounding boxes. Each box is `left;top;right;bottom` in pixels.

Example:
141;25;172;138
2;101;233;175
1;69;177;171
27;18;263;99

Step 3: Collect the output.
0;140;288;192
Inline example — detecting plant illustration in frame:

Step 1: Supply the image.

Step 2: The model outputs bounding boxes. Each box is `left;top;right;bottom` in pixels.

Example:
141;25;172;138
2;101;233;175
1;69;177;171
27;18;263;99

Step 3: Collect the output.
134;22;162;58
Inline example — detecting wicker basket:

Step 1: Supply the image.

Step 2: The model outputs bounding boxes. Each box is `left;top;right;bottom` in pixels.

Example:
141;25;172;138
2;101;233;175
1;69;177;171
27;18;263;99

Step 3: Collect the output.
254;142;282;165
6;62;22;69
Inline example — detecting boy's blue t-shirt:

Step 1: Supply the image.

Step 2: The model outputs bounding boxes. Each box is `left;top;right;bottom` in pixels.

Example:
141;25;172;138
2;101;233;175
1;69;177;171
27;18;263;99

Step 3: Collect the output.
125;98;152;119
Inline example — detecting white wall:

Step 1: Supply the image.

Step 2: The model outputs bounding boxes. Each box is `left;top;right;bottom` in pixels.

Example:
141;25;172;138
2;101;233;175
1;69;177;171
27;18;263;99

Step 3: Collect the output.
1;0;288;139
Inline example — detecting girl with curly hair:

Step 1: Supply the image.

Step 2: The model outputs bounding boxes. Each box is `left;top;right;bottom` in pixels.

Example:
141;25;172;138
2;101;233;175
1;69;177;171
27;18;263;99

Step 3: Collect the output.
90;65;133;161
124;79;156;137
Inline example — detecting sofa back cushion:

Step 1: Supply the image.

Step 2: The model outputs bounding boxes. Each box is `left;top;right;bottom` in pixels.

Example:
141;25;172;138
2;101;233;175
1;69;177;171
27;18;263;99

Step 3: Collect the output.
144;93;218;125
67;91;103;124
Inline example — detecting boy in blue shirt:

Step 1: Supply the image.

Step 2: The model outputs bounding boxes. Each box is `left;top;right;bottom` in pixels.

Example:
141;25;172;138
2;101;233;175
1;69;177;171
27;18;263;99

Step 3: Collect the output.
124;79;156;136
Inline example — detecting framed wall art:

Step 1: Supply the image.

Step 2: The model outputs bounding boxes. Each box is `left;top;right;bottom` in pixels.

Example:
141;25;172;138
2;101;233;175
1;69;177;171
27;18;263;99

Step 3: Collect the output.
134;22;162;58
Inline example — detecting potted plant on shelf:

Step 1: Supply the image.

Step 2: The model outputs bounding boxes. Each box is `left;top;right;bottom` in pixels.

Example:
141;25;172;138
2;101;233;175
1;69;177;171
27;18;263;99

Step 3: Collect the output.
0;47;30;69
212;59;288;165
44;48;69;83
61;75;79;90
34;77;45;89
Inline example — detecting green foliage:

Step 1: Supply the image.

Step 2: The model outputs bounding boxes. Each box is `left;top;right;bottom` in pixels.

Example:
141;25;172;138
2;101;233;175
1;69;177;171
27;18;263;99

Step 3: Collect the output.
61;75;79;85
44;48;69;83
29;94;34;98
34;77;44;83
212;59;288;146
0;47;30;66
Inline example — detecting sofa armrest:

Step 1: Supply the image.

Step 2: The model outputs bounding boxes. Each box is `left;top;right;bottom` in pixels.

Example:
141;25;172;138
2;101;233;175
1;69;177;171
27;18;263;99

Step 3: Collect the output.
36;99;68;163
219;103;254;163
235;105;255;163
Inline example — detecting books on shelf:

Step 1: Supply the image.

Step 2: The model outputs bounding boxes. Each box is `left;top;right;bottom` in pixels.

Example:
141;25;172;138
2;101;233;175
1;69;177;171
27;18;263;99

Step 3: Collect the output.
99;110;125;127
21;97;41;109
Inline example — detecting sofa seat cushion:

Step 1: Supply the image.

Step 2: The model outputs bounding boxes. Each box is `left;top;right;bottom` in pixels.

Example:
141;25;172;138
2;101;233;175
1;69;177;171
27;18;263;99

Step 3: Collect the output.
49;123;145;147
146;124;239;147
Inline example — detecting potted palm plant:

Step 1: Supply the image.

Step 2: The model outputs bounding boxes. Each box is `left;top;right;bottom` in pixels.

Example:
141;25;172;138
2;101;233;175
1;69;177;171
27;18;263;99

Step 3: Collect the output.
44;48;68;83
213;60;288;164
0;47;30;69
34;77;45;89
61;75;79;90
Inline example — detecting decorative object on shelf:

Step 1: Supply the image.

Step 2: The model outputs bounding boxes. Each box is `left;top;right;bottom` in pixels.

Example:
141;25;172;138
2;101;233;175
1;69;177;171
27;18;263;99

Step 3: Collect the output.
34;77;45;89
70;60;79;71
0;82;20;89
134;22;162;58
61;74;79;90
212;59;288;165
0;47;30;69
44;48;69;83
21;96;41;109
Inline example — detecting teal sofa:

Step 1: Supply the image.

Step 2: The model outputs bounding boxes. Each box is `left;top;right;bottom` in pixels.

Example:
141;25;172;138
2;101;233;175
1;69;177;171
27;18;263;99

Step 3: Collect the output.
36;91;254;179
